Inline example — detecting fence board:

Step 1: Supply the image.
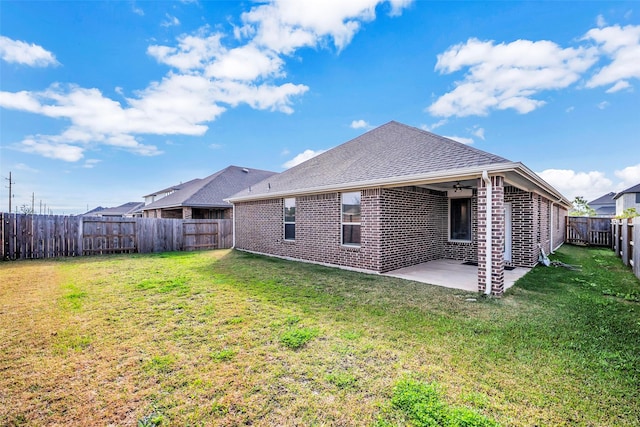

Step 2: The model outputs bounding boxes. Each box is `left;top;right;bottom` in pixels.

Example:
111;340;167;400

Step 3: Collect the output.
1;214;232;260
566;217;612;247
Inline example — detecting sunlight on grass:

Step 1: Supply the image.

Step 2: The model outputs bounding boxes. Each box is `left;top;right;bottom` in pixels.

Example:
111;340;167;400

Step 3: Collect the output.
1;246;638;426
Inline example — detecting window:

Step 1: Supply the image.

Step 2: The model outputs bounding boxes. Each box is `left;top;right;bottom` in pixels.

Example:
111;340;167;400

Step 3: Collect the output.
450;198;471;241
284;198;296;240
342;192;361;246
636;193;640;204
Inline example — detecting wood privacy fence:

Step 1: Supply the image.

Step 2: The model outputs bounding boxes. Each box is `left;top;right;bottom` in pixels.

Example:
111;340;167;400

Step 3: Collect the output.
1;214;233;260
566;216;613;247
612;217;640;280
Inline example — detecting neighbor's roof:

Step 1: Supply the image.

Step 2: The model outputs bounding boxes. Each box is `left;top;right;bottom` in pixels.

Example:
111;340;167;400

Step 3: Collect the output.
84;202;145;216
589;192;616;205
613;183;640;200
227;121;570;206
143;178;202;198
141;165;277;210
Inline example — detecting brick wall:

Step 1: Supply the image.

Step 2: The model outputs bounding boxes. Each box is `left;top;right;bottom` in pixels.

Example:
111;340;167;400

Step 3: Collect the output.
379;187;447;272
234;191;382;271
505;186;536;267
477;175;506;295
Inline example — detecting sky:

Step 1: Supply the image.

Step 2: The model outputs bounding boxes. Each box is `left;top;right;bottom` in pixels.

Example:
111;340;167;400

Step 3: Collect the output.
1;0;639;215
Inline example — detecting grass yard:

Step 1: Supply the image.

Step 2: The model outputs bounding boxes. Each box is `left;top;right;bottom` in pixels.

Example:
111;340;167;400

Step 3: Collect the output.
1;245;639;426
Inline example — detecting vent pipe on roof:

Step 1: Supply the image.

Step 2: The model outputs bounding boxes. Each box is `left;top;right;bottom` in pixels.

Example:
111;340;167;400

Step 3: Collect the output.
242;168;249;173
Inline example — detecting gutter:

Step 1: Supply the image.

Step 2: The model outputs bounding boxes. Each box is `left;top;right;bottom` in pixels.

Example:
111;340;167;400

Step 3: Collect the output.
482;170;492;296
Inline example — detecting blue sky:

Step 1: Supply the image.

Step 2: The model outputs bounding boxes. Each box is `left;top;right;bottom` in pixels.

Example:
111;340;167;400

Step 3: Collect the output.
1;0;639;214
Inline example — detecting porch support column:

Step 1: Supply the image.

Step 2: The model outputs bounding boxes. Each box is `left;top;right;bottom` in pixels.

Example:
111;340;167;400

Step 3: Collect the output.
477;175;505;296
182;207;193;219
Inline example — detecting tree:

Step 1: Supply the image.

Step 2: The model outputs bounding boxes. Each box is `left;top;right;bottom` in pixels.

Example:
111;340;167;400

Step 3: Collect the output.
19;204;34;214
569;196;596;217
615;207;639;219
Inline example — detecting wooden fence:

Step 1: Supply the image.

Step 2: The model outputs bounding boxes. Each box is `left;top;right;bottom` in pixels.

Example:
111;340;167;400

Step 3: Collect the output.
1;214;233;260
566;216;613;247
612;217;640;281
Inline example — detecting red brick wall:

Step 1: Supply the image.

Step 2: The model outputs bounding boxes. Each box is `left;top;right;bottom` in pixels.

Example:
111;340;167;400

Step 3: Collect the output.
379;187;447;272
234;191;383;271
505;186;536;267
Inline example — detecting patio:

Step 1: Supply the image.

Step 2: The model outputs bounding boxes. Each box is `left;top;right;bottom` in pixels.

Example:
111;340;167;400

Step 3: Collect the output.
384;259;530;292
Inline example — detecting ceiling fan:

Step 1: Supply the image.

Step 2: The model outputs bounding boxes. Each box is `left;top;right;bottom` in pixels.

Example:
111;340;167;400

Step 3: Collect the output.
453;181;473;192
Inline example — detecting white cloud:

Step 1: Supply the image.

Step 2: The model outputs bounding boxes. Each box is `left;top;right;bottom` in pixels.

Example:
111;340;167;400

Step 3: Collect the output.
132;3;144;16
471;127;485;140
1;1;408;162
82;159;101;169
282;148;327;168
210;143;223;149
421;119;448;132
566;106;575;113
443;135;473;145
161;14;181;28
428;38;598;117
597;100;610;109
19;137;85;162
605;80;631;93
14;163;39;173
0;36;59;67
584;24;640;91
614;163;640;188
350;119;370;129
596;14;607;28
538;169;613;201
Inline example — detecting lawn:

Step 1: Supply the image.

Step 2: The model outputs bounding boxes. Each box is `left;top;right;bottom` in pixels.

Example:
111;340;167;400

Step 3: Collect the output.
0;245;639;426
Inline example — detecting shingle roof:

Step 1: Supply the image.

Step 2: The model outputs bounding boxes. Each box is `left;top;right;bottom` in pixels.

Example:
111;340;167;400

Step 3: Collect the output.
143;178;202;198
229;121;512;200
85;202;145;216
142;165;277;210
589;192;616;205
614;182;640;199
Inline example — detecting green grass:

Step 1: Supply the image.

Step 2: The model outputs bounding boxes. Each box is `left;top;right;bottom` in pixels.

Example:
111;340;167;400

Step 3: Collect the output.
0;246;639;426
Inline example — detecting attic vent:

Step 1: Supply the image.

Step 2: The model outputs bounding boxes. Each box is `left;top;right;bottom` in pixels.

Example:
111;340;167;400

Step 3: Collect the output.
242;168;249;173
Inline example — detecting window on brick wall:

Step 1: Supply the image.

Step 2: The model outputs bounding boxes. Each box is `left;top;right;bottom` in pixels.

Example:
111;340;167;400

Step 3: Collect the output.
449;198;471;241
284;198;296;240
342;191;361;246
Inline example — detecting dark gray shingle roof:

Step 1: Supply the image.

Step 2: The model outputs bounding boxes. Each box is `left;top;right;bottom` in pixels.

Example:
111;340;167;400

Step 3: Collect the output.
589;192;616;205
142;166;277;210
614;183;640;199
230;121;511;199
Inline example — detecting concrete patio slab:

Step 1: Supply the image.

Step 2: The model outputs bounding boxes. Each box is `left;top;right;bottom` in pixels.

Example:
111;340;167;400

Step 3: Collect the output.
383;259;530;292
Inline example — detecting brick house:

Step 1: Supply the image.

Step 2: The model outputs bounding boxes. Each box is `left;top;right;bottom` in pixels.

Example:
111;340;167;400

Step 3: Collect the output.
141;165;277;219
227;122;570;296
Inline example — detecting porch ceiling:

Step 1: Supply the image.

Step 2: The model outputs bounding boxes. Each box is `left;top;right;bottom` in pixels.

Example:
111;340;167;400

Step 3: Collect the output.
383;259;530;292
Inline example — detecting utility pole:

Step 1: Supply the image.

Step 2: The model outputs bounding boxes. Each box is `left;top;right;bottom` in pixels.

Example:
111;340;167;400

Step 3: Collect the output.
31;192;35;214
5;172;15;213
39;200;42;215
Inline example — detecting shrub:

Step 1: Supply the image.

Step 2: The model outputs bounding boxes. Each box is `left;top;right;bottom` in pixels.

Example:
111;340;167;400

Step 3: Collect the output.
280;327;319;349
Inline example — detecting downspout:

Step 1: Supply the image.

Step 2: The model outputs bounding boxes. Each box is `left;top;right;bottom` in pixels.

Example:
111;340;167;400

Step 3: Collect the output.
482;171;492;295
231;203;236;249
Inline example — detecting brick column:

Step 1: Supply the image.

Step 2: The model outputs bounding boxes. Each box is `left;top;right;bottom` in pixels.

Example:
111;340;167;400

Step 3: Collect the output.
477;175;505;296
155;209;162;218
182;207;192;219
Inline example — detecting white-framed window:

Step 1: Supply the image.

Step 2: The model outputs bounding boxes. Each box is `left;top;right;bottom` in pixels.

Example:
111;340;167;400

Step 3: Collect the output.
342;191;361;246
449;197;471;241
284;198;296;240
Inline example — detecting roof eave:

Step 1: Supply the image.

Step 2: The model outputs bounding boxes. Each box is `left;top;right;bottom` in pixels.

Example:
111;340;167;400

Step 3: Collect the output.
227;162;569;206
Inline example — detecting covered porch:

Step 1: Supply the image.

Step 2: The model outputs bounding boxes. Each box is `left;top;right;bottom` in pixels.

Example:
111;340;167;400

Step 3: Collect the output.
383;259;530;292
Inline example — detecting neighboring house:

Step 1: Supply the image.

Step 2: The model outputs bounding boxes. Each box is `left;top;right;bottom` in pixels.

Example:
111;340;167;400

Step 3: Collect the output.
614;183;640;216
83;202;145;218
588;192;616;217
227;121;571;296
141;165;277;219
